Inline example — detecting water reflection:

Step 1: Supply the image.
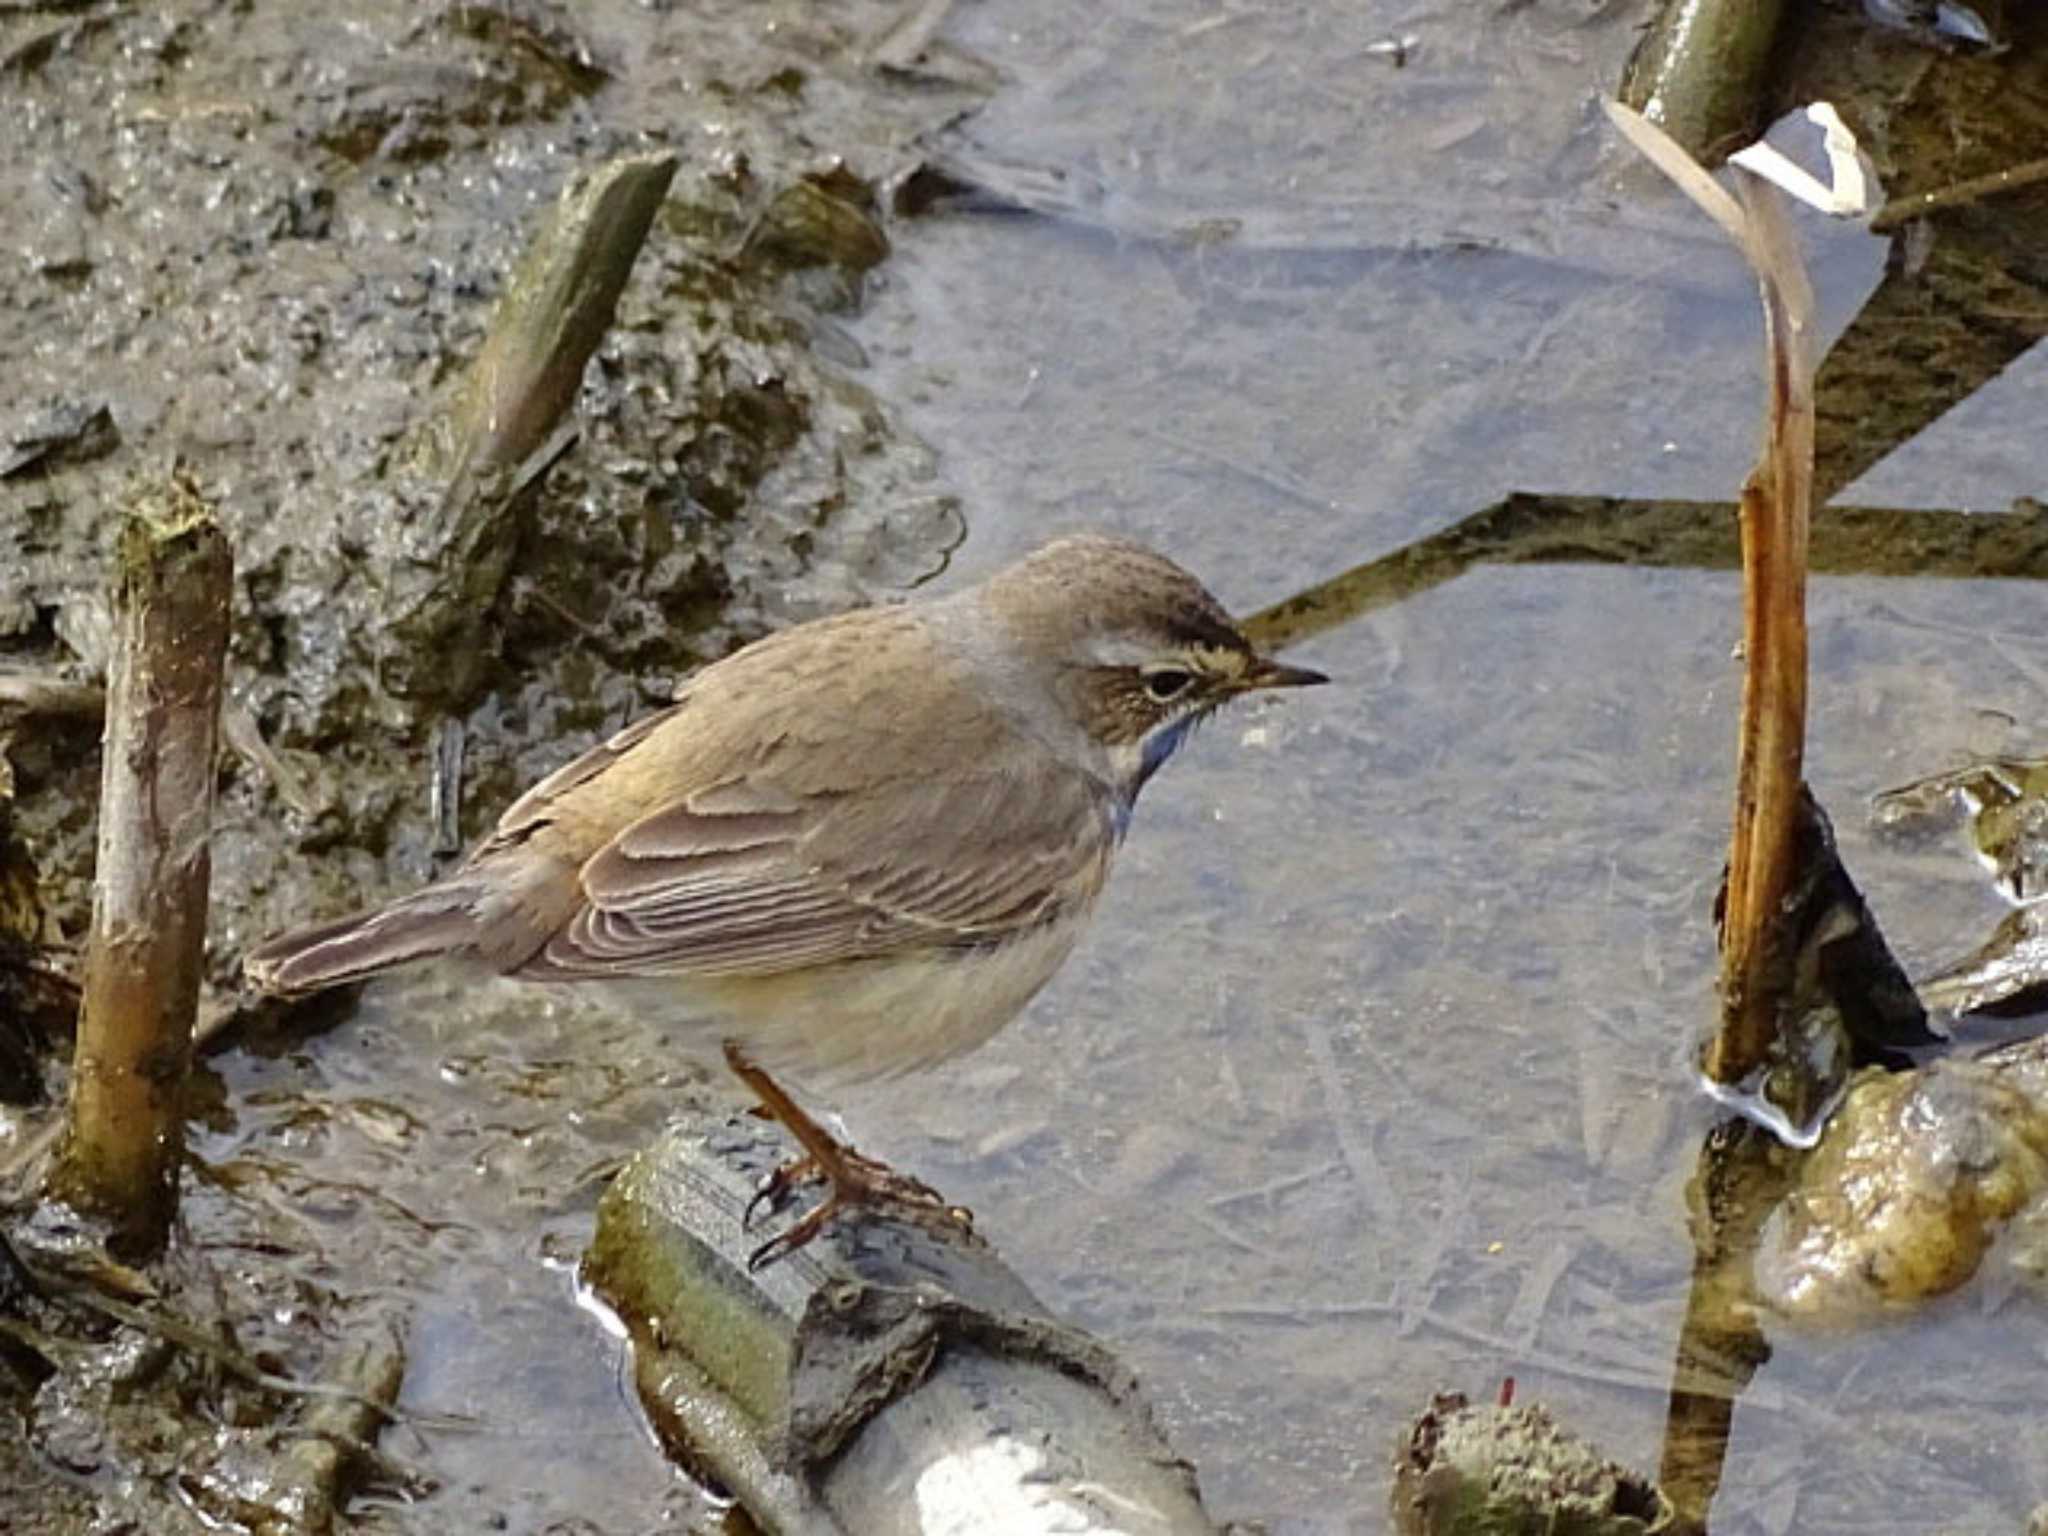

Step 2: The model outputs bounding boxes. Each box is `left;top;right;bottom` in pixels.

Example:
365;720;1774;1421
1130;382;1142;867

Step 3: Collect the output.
860;2;2048;1531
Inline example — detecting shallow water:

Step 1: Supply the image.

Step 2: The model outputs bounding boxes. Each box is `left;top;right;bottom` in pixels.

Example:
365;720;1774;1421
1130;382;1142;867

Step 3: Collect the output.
837;4;2048;1532
14;1;2048;1532
194;981;717;1531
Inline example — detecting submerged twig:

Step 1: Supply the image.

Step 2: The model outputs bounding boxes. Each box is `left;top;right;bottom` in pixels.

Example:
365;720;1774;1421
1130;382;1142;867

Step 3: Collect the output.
1655;1123;1787;1528
867;0;957;72
51;472;232;1253
1871;153;2048;232
88;1289;404;1410
1301;1015;1399;1226
1242;494;2048;655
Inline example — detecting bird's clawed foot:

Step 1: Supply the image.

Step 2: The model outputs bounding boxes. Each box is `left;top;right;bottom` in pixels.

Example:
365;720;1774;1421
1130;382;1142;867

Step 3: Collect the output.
722;1041;974;1270
742;1143;936;1229
743;1143;973;1270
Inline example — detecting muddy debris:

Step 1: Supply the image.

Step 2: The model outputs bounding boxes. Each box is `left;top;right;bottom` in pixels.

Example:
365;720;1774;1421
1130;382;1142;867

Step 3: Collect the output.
1;401;118;481
1876;755;2048;906
738;168;892;286
1874;755;2048;1015
1392;1390;1675;1536
1754;1036;2048;1321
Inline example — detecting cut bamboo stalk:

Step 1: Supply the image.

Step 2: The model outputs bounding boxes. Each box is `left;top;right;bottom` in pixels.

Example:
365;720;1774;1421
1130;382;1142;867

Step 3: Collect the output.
52;472;232;1253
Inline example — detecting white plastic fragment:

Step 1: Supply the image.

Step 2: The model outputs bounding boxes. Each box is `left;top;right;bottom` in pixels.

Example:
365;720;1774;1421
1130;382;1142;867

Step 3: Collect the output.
1728;103;1876;219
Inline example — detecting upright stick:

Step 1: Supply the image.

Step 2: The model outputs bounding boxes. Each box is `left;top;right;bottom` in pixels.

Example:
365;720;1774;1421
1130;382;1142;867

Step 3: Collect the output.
55;474;232;1252
1710;178;1815;1086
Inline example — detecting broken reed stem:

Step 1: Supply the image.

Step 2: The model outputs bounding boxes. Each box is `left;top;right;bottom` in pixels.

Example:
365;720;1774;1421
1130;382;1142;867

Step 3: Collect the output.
441;148;679;495
53;474;232;1253
379;148;678;707
1710;178;1815;1086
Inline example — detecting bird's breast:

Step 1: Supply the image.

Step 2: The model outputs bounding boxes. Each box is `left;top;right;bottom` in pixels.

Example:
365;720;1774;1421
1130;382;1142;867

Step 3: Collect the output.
617;911;1093;1087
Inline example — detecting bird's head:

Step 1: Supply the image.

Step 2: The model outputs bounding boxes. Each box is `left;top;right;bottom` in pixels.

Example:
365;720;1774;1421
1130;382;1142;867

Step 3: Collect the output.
976;534;1327;802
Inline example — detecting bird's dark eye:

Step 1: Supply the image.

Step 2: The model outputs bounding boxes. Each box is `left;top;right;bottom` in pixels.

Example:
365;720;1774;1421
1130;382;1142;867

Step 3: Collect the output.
1143;668;1195;703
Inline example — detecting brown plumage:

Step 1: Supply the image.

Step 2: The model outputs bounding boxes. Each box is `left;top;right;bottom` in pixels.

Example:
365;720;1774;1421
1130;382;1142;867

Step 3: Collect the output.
243;533;1325;1261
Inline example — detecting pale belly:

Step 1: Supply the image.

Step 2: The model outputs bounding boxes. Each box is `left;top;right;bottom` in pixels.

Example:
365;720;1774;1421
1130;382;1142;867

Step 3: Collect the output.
600;916;1088;1087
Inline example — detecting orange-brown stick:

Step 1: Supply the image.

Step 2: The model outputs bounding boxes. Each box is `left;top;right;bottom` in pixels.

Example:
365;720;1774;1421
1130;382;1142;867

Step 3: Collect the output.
1711;178;1814;1086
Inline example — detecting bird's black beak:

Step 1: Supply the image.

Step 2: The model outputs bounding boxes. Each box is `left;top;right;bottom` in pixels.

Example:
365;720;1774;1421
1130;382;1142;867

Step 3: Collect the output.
1243;655;1330;692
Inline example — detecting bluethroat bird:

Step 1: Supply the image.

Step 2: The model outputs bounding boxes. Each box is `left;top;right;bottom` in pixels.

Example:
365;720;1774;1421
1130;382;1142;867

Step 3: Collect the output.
245;534;1326;1264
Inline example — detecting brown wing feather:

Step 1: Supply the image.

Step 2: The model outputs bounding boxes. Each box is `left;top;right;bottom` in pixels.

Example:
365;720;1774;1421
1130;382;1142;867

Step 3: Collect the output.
521;761;1116;980
491;706;677;839
470;602;1118;983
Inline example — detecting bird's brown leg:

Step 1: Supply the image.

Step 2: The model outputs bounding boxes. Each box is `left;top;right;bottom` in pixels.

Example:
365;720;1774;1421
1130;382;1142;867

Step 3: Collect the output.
721;1041;971;1269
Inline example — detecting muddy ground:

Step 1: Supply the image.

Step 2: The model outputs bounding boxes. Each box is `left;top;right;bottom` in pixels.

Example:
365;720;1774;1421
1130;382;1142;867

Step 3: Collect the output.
3;1;991;1529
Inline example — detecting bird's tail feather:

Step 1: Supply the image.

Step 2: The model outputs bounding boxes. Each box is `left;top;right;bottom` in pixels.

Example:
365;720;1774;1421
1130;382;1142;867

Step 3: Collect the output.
243;886;484;997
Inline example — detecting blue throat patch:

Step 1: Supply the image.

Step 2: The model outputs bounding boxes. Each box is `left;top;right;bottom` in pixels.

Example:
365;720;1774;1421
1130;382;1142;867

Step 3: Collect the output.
1133;712;1199;797
1112;713;1206;840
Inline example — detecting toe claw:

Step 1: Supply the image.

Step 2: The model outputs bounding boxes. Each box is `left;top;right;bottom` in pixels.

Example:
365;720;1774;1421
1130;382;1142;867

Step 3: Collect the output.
745;1230;790;1271
747;1201;835;1271
744;1153;824;1231
743;1179;780;1233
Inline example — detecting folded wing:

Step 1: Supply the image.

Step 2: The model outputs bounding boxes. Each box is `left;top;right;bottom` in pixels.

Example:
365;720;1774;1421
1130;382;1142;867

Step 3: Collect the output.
519;759;1117;981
